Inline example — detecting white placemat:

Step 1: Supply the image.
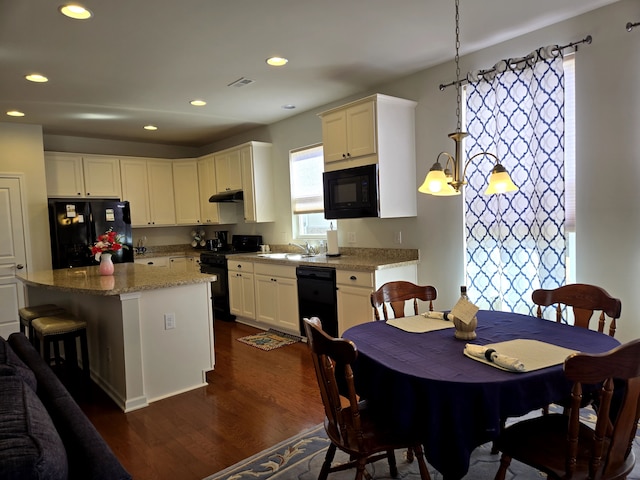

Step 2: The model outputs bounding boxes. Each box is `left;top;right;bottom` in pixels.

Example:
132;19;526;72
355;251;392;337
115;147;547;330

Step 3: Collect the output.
386;314;455;333
463;339;578;372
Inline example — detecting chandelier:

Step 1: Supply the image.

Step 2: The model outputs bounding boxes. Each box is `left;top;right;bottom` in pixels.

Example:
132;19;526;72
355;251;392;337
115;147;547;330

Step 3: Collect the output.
418;0;517;196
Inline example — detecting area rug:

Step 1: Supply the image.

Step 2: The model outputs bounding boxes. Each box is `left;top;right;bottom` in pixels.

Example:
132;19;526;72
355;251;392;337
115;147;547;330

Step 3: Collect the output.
236;329;301;351
204;408;640;480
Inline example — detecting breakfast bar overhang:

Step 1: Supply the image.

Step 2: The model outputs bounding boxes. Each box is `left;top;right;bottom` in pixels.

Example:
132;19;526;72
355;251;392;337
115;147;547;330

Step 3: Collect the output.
18;263;216;412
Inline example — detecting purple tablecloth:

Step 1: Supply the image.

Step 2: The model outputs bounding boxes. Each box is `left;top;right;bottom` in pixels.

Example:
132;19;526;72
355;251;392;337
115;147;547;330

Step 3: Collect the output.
342;310;620;479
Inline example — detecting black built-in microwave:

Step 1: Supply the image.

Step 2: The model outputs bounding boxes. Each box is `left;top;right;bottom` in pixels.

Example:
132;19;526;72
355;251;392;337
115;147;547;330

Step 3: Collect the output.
323;164;379;219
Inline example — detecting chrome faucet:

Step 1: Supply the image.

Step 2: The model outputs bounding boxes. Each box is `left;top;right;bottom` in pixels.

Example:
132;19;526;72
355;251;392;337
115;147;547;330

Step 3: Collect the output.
289;241;318;256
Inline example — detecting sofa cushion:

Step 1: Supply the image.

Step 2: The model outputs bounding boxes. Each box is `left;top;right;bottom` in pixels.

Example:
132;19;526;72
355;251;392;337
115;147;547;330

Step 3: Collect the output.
0;375;68;480
0;336;36;392
7;333;132;480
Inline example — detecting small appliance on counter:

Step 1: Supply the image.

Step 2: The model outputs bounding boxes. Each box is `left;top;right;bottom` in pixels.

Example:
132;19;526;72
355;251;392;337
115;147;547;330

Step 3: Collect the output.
205;231;229;251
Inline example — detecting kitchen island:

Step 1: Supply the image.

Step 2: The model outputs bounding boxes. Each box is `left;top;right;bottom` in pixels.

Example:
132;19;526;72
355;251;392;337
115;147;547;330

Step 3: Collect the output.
18;263;216;412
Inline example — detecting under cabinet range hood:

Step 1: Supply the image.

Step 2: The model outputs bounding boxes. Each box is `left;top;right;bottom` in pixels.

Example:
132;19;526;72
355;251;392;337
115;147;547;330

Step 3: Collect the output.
209;191;243;203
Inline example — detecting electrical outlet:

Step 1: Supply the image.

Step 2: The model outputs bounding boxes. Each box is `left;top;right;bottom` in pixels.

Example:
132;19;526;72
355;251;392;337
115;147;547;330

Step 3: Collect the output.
164;313;176;330
394;231;402;244
348;232;357;243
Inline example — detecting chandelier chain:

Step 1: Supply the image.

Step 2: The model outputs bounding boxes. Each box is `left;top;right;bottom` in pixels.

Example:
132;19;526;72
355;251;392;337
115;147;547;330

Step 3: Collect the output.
455;0;461;132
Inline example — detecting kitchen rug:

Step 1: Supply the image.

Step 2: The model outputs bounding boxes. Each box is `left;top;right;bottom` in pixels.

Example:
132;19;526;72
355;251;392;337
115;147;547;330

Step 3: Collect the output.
236;329;301;351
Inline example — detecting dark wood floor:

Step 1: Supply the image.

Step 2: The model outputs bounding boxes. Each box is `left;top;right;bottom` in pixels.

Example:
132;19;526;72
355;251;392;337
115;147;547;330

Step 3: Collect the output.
77;320;325;480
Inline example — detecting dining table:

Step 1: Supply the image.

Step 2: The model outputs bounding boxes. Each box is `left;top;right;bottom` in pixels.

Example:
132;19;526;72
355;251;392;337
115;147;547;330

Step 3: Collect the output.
342;310;621;479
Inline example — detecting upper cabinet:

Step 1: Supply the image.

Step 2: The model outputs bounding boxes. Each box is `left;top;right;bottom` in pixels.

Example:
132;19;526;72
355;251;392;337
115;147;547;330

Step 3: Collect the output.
321;99;376;164
45;153;121;198
319;93;417;172
173;159;201;225
197;154;237;225
120;158;176;226
319;94;418;218
214;149;242;193
239;142;274;223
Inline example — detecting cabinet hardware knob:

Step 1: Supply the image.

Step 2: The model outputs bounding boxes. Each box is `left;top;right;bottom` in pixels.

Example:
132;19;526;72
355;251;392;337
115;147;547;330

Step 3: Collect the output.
350;275;357;280
347;153;351;157
342;153;347;158
16;264;24;269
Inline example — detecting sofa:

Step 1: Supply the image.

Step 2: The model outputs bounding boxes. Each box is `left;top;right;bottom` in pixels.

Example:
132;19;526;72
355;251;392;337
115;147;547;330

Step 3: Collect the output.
0;332;132;480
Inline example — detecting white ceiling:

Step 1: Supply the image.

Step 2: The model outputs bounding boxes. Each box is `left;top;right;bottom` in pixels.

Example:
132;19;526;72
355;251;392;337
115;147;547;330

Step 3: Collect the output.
0;0;619;147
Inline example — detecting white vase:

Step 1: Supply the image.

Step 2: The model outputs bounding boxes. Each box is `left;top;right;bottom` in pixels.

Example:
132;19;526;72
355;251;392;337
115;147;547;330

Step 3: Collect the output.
99;253;114;276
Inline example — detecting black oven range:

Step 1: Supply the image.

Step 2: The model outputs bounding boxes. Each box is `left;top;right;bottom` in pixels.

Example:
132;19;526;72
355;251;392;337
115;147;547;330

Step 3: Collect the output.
199;234;262;322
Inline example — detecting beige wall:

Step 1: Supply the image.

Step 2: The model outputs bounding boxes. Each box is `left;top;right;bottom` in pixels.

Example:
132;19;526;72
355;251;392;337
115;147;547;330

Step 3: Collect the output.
0;123;51;271
4;0;639;341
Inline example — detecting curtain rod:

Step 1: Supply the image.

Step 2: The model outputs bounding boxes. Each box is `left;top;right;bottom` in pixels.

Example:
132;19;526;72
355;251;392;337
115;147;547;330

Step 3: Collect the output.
439;35;592;91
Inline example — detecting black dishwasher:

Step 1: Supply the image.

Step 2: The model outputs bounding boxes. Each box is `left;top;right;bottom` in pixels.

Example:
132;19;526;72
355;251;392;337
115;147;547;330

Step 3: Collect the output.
296;266;338;338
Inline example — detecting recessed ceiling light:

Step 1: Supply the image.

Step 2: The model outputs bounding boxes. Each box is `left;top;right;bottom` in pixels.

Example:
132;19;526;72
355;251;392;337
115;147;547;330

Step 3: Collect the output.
282;104;296;110
266;57;288;67
25;74;48;83
7;111;25;117
190;100;207;107
59;4;93;20
143;125;158;131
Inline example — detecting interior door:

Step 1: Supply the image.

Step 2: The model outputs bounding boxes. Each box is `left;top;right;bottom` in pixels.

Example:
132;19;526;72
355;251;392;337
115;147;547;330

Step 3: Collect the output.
0;177;28;337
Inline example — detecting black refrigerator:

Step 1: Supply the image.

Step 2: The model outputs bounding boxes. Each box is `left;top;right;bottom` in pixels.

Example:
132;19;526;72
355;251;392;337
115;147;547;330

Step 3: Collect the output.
48;199;134;269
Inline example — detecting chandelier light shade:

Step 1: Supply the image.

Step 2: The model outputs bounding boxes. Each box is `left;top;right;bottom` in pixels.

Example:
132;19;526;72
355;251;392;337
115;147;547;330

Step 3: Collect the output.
419;0;518;197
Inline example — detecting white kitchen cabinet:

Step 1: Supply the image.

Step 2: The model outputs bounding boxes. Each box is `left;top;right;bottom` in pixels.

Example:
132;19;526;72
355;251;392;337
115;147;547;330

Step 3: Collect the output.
321;99;376;164
254;263;299;333
169;256;188;271
239;142;275;223
134;256;170;268
45;153;121;198
214;148;242;193
319;94;418;218
197;154;238;225
173;160;201;225
189;256;201;272
336;264;417;335
228;260;255;319
121;158;176;226
147;160;176;226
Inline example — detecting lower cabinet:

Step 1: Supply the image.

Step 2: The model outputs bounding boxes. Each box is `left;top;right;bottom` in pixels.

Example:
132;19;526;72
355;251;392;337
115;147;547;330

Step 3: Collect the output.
228;261;255;319
336;265;417;335
227;260;417;337
254;263;299;332
134;257;169;268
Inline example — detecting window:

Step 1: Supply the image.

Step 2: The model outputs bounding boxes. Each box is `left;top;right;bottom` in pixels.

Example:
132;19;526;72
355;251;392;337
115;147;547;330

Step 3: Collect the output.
290;144;331;238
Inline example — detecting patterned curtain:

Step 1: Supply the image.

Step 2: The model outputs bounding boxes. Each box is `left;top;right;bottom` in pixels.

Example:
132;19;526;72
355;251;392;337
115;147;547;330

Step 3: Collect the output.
464;47;566;314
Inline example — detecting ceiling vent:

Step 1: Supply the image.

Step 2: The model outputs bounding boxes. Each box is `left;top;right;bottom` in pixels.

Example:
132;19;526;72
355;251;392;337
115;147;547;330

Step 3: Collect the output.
228;77;255;88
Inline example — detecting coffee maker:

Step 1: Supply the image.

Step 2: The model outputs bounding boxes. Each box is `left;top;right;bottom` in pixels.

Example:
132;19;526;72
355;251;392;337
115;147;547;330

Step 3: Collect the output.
206;231;229;250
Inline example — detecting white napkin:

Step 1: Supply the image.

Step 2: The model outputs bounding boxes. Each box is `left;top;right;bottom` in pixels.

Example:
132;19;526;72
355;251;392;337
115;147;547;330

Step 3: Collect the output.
464;344;525;372
422;311;455;321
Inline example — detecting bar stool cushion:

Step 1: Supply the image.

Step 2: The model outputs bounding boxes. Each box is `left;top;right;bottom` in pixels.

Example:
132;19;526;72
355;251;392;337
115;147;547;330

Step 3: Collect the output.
0;336;36;391
18;304;66;322
32;314;87;336
0;375;68;480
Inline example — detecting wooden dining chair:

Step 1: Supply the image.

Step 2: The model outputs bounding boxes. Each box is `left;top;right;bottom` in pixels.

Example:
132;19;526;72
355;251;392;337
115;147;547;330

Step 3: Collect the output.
493;338;640;480
370;281;437;320
303;317;431;480
532;283;622;337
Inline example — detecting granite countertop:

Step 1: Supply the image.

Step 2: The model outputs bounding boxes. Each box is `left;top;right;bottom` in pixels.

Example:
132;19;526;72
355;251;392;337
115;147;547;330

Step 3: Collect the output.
230;248;420;272
18;263;215;296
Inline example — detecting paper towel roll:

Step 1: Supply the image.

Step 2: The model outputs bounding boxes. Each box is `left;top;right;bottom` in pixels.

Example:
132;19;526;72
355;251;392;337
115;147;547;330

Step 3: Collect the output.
326;230;339;255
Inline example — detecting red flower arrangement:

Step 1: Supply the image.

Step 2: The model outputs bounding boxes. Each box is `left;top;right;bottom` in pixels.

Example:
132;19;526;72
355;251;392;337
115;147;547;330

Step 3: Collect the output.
90;228;128;261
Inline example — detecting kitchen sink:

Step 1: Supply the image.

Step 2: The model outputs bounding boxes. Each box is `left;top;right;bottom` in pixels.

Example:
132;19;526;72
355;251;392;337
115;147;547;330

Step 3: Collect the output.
257;253;316;260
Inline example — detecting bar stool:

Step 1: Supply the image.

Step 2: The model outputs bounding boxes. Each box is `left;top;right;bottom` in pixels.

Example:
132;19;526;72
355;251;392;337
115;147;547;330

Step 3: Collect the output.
18;304;67;344
31;312;90;380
